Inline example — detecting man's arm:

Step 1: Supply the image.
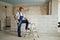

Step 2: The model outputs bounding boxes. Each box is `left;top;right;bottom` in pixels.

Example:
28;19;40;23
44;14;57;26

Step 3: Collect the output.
23;13;27;20
24;17;27;20
14;15;18;20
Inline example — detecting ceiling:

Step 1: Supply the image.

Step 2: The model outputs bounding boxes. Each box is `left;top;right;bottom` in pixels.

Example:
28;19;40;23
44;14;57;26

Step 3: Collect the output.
0;0;49;5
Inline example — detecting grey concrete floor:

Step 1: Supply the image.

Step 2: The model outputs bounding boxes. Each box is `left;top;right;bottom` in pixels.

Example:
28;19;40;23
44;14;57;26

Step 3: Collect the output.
0;30;60;40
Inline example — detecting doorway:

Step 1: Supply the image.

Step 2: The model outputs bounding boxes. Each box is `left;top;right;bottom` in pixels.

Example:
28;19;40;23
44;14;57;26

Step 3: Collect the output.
0;5;11;30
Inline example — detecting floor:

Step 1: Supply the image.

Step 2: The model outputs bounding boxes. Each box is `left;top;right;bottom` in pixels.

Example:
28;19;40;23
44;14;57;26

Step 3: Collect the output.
0;29;60;40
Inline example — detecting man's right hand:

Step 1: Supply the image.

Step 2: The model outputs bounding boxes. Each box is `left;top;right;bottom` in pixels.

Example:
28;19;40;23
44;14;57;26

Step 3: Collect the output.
14;15;17;20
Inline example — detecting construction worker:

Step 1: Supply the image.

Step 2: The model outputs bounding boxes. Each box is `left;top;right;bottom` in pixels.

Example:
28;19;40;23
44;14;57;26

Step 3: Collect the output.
14;6;29;37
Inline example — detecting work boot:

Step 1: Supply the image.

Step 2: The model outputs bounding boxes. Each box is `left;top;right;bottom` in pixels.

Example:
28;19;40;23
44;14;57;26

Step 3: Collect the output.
18;35;22;37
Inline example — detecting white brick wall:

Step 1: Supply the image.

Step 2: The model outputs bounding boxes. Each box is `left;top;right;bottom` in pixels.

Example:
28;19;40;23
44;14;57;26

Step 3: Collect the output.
11;15;58;33
26;15;58;33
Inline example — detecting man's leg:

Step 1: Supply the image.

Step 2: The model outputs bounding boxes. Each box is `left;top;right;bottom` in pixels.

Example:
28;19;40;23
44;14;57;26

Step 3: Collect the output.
25;20;29;30
18;22;22;37
22;19;29;30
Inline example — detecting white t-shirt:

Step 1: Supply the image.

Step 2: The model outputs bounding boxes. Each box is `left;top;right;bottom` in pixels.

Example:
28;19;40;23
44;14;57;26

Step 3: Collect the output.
16;12;25;20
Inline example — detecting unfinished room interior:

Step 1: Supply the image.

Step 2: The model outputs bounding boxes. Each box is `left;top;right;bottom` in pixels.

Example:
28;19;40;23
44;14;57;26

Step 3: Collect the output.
0;0;59;40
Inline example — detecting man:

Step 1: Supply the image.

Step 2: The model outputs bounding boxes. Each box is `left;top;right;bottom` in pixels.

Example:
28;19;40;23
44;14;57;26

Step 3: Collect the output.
14;6;29;37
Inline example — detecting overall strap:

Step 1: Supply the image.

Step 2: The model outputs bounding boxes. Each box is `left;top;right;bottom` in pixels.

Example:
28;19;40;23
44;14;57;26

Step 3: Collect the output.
19;12;23;20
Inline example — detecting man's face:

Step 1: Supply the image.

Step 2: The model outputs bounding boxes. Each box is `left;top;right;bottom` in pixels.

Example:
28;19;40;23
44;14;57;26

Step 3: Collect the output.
21;8;24;12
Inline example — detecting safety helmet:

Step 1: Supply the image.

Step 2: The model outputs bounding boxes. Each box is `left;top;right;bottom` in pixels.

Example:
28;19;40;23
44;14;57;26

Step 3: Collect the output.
19;6;24;11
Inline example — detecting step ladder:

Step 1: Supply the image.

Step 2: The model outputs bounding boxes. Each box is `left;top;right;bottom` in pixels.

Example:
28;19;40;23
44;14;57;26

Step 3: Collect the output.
24;23;39;40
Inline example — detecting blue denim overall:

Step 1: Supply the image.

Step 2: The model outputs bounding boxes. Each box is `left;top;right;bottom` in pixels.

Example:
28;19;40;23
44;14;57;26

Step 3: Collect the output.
18;16;23;36
18;15;29;37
